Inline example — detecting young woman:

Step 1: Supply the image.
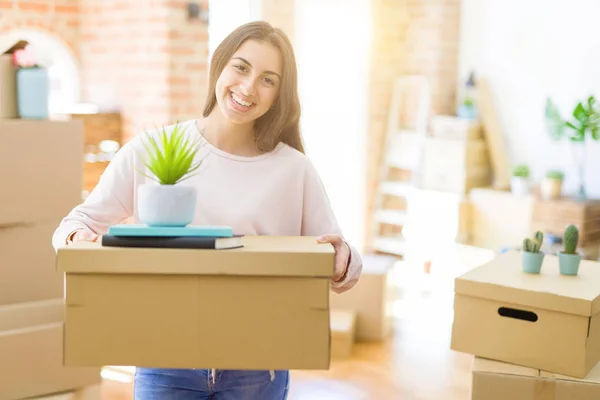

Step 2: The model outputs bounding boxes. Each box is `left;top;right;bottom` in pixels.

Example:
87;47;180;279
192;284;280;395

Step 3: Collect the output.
52;21;363;399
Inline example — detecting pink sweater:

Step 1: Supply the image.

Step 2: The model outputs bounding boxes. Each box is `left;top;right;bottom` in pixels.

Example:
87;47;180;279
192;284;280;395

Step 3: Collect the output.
52;119;362;294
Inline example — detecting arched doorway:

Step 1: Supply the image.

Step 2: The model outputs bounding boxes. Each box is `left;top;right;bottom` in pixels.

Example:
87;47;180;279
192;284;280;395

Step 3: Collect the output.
0;28;80;115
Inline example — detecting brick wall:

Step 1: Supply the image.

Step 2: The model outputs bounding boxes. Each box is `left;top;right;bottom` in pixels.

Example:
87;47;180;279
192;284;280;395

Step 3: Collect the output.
79;1;170;143
404;0;460;115
0;0;209;143
167;3;209;124
0;0;79;56
365;0;461;248
80;1;209;143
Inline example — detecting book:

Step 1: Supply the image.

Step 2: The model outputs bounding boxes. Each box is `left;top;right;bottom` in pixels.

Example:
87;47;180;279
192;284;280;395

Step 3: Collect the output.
107;224;233;238
101;235;244;250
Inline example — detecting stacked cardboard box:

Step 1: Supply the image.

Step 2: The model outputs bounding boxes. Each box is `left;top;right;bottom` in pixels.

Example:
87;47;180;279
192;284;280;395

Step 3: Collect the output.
450;250;600;399
422;116;492;195
0;120;102;400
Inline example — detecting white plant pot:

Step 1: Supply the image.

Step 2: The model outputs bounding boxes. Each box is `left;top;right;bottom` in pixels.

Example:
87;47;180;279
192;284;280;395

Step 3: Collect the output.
137;183;197;227
540;178;563;200
510;177;530;196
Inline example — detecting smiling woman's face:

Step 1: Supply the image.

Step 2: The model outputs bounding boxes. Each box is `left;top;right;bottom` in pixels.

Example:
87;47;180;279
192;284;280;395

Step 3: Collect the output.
215;39;283;125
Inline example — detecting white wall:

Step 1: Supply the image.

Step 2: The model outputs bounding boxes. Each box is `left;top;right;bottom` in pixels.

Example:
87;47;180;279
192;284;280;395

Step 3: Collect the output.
208;0;260;60
295;0;371;249
458;0;600;197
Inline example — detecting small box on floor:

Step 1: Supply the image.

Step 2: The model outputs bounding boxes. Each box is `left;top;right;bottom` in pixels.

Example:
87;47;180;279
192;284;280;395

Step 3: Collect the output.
330;309;356;360
451;250;600;378
0;299;101;400
471;357;600;400
56;236;335;371
329;254;395;342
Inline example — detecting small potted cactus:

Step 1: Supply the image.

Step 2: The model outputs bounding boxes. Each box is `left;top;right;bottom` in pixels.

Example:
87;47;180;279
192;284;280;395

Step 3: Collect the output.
541;170;564;200
521;231;545;273
558;224;582;276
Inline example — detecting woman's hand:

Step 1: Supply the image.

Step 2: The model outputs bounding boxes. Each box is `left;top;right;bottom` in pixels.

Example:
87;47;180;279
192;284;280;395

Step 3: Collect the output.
316;234;350;282
67;229;100;244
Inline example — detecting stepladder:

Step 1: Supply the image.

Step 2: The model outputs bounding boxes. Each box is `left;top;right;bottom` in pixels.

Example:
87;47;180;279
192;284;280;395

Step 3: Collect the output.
370;75;431;259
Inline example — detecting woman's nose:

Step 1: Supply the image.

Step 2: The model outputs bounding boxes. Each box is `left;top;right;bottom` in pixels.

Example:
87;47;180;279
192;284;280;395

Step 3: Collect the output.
240;78;257;96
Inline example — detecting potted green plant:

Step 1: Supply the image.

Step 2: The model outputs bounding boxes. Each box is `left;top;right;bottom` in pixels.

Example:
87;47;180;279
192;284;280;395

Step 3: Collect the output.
540;170;564;200
545;96;600;200
136;122;203;227
521;231;544;273
511;164;530;196
558;224;582;276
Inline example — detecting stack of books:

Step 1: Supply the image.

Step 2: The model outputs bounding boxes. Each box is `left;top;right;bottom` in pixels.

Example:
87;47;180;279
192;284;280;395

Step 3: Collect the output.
101;224;243;249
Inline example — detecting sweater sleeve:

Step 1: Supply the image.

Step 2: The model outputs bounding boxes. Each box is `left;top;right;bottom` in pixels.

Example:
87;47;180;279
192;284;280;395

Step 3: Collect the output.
51;137;137;252
300;158;363;294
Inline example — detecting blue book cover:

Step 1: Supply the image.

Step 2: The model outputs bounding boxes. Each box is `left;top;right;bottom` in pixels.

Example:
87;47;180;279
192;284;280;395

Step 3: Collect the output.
107;224;233;238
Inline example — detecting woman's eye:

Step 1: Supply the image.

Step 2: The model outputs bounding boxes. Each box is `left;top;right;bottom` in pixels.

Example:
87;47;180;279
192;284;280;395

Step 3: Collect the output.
234;64;247;72
264;77;275;86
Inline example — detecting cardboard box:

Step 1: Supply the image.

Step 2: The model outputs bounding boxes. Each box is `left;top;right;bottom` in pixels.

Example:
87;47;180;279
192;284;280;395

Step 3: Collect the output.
0;119;83;226
429;116;483;140
0;223;64;306
56;236;335;370
421;137;492;195
330;309;356;360
0;54;17;119
329;254;395;341
0;299;101;400
467;187;535;250
451;250;600;378
471;356;600;400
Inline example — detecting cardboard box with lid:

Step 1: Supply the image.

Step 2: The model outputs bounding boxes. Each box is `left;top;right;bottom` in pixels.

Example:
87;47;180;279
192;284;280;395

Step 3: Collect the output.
451;250;600;378
56;236;336;370
471;356;600;400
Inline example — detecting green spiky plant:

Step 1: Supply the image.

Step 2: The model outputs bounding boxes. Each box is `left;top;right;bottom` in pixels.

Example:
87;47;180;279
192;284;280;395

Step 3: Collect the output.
512;164;530;178
563;224;579;255
138;122;203;185
523;231;544;253
545;170;564;181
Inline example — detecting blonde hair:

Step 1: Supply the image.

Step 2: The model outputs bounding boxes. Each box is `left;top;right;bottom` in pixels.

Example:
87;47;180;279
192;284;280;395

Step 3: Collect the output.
202;21;304;154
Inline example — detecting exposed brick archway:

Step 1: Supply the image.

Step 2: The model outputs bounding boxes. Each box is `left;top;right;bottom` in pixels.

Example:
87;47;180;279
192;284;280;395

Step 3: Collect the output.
0;27;81;114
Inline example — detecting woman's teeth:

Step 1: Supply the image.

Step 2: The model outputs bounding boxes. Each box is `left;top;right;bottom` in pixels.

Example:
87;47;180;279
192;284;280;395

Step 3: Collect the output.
231;92;253;107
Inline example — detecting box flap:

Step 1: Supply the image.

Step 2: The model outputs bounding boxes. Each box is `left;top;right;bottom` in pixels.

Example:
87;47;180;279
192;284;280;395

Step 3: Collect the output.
455;250;600;317
57;236;335;277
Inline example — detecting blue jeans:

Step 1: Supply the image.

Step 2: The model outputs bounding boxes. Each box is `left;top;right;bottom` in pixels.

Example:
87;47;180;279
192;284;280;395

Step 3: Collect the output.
134;368;290;399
